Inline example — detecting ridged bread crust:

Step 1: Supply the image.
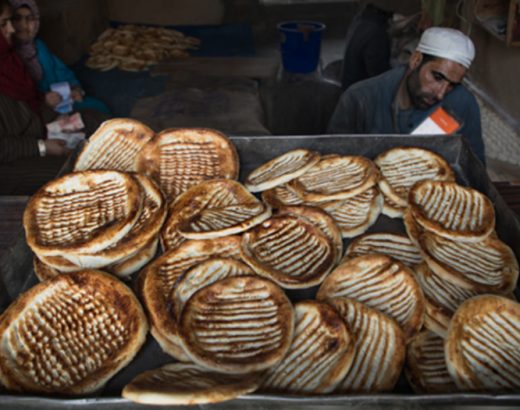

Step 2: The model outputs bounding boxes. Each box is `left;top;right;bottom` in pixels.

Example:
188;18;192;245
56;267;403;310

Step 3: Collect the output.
0;270;148;394
414;262;479;338
161;179;271;249
138;237;243;361
344;232;422;267
288;156;379;202
134;128;239;202
261;300;354;394
375;147;455;207
179;276;294;374
406;330;457;394
122;363;262;405
445;295;520;391
172;257;255;318
409;181;495;242
241;214;336;289
277;205;343;263
317;254;425;340
327;297;405;393
418;231;518;294
245;149;320;192
319;187;383;238
74;118;155;172
24;170;143;257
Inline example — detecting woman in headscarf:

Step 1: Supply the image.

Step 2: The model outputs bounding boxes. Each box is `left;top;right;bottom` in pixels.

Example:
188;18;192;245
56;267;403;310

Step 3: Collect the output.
10;0;111;114
0;0;71;195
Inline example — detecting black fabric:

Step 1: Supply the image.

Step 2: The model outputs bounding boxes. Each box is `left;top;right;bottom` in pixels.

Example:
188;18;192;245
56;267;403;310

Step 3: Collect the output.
0;93;42;165
340;5;392;91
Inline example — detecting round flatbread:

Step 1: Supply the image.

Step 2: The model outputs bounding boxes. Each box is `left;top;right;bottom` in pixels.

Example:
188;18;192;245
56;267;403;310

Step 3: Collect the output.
317;254;425;340
260;300;354;394
409;180;495;243
122;363;262;405
241;214;336;289
0;270;148;394
179;276;294;374
245;149;320;192
135;128;239;202
74;118;155;172
445;295;520;392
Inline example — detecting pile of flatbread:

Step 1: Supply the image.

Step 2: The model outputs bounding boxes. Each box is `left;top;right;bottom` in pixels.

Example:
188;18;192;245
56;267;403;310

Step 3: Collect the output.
85;24;200;72
24;169;167;280
12;119;520;403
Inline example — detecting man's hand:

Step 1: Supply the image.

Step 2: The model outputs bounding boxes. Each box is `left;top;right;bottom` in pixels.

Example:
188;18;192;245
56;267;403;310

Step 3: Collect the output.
45;91;62;108
44;139;71;156
70;87;84;102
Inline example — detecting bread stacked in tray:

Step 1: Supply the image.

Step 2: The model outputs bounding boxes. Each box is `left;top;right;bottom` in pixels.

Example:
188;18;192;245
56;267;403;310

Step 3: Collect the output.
367;148;520;394
11;123;520;403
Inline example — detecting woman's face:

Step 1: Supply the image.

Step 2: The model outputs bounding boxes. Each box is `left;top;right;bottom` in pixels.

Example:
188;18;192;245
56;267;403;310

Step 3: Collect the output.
12;5;37;42
0;7;15;44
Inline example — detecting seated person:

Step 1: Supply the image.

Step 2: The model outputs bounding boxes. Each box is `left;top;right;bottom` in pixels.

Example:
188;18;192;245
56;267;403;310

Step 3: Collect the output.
10;0;110;115
0;0;70;195
339;3;393;91
327;27;485;164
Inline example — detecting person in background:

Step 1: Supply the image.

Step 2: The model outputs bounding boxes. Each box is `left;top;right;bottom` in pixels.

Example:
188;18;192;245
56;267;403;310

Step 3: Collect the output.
0;0;70;195
339;2;393;91
327;27;485;164
10;0;110;115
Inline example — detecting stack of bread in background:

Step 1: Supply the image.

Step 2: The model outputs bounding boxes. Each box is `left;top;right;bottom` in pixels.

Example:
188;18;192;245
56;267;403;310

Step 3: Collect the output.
2;117;518;404
85;24;200;72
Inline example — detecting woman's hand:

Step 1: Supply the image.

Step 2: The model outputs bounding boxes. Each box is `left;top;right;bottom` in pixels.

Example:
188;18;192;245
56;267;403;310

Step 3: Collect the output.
44;139;71;156
45;91;62;108
70;87;84;102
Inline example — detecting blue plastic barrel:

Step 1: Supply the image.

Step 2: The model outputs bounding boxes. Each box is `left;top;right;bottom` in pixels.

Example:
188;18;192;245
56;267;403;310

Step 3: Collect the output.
277;21;326;73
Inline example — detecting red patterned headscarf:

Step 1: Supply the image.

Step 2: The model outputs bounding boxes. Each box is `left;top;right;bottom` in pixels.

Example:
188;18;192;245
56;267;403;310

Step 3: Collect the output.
0;28;41;114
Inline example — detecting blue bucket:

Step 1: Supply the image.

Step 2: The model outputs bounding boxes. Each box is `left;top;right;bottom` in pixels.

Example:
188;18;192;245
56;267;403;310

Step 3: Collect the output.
278;20;326;73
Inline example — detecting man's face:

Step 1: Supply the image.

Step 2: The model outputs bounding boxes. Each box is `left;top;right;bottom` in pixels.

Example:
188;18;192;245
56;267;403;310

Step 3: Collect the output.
12;6;37;42
406;57;467;109
0;7;14;44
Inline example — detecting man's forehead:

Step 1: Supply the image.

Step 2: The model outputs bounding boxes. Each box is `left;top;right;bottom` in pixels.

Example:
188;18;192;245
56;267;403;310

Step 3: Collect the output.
423;57;467;83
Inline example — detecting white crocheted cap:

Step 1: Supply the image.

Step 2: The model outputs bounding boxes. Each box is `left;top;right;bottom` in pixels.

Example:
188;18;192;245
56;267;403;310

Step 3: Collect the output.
416;27;475;69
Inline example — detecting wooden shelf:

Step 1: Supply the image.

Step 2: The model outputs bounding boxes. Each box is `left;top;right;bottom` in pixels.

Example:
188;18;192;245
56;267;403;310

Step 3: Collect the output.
475;0;520;46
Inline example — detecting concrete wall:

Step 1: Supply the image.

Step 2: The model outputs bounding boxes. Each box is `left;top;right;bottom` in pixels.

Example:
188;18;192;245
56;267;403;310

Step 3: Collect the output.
106;0;225;25
38;0;108;64
461;0;520;125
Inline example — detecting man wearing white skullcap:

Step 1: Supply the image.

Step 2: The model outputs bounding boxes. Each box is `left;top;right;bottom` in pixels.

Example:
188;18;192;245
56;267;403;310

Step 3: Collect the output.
328;27;485;164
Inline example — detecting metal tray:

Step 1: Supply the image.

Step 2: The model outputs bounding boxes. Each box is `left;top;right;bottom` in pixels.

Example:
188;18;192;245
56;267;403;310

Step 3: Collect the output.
1;134;519;409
